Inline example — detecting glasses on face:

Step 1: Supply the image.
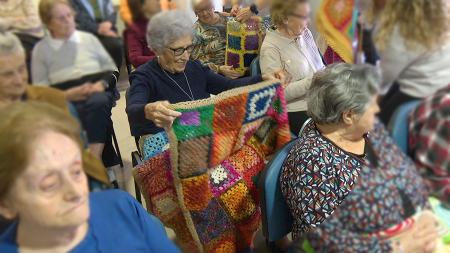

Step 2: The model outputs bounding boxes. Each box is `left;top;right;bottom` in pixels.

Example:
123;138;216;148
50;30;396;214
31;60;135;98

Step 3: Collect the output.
167;45;194;57
289;13;310;21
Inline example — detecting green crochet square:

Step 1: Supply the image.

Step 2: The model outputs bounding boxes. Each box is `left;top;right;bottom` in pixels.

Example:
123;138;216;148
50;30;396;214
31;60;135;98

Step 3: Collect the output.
173;104;214;141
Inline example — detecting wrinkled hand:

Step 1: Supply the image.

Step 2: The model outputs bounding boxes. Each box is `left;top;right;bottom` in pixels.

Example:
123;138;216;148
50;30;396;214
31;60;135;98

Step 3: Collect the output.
65;83;91;101
97;21;117;37
88;81;105;94
219;65;243;79
144;101;182;129
236;7;254;22
391;210;441;253
230;4;240;16
262;69;289;88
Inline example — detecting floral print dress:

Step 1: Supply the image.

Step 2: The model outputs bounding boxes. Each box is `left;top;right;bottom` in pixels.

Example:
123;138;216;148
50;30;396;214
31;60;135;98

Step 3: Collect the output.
280;120;429;252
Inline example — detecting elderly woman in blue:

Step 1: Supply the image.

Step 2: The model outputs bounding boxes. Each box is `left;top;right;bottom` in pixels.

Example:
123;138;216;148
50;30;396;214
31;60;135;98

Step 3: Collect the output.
0;102;179;253
126;10;282;140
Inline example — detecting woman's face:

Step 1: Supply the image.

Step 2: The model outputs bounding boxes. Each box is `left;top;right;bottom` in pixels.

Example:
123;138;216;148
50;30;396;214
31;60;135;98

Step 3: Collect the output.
143;0;161;17
285;2;310;37
159;35;193;73
194;0;215;24
47;3;76;39
0;131;89;229
350;95;380;136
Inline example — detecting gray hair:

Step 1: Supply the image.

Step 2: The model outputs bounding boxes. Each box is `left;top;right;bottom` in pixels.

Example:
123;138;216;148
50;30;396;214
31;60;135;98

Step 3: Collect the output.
307;63;380;125
0;29;24;57
146;10;194;53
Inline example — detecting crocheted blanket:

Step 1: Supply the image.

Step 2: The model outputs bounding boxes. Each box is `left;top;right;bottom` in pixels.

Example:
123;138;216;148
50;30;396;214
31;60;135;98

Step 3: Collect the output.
316;0;358;63
134;81;291;252
225;17;264;75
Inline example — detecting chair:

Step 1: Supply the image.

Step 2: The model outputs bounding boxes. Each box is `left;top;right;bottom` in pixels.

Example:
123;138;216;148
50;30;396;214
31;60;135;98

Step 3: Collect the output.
122;29;134;76
387;100;421;154
258;139;296;243
250;56;261;77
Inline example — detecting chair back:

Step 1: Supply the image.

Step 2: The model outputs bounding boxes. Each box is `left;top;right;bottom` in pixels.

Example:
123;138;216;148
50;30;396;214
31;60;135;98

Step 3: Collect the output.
123;29;134;76
387;100;421;154
258;139;297;242
250;56;261;77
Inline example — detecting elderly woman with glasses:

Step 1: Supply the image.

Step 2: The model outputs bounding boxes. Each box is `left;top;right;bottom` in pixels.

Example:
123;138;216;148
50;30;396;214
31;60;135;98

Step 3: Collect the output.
280;63;441;253
260;0;325;135
0;102;180;253
126;10;281;139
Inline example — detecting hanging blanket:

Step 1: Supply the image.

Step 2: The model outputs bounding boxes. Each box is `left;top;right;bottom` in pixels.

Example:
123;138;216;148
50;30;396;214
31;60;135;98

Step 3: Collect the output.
134;81;291;252
225;17;264;76
316;0;358;63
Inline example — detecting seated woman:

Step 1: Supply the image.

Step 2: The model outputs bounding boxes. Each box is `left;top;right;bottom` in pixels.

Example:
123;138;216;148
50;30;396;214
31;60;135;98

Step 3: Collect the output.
191;0;243;79
32;0;117;160
125;0;160;68
0;30;109;188
0;102;179;253
409;84;450;209
260;0;325;135
375;0;450;124
281;63;441;252
126;10;280;141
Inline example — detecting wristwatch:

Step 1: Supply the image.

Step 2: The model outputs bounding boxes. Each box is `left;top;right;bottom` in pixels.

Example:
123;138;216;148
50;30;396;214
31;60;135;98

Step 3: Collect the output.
250;3;259;15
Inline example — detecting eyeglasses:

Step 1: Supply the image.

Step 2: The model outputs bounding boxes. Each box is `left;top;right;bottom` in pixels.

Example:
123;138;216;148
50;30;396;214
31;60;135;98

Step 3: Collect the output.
167;45;194;57
289;13;310;21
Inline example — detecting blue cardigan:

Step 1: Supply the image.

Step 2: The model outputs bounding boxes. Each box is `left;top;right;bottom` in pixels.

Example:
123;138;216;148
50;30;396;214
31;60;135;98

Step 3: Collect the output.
0;190;180;253
126;59;262;136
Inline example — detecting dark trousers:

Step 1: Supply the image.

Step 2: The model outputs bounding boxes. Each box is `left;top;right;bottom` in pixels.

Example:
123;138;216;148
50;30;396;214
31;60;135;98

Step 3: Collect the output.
379;83;418;125
15;33;41;83
97;35;123;69
288;111;310;136
73;91;114;144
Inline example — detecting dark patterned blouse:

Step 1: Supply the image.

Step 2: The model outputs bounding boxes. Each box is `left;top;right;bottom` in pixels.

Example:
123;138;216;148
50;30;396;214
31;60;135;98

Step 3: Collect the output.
280;120;429;252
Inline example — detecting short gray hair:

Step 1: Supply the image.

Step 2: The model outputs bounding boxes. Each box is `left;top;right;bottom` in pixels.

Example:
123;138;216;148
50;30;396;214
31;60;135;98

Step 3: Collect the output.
307;63;380;125
0;29;24;56
146;10;194;53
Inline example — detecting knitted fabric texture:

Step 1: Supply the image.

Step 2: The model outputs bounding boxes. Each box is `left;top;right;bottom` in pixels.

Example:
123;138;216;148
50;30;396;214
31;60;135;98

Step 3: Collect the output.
225;17;264;75
134;80;291;252
316;0;358;63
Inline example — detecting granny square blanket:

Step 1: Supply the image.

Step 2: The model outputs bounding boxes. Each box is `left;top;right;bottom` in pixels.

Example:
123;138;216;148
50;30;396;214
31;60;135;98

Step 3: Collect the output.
134;80;291;252
225;17;264;76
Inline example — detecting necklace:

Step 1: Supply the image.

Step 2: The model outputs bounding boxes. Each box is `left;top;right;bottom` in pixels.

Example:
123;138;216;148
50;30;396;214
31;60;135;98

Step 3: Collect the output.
161;68;195;101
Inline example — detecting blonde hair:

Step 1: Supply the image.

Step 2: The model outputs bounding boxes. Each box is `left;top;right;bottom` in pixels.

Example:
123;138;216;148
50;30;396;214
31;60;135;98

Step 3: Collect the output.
39;0;73;26
270;0;308;27
0;30;24;56
0;102;81;201
374;0;450;51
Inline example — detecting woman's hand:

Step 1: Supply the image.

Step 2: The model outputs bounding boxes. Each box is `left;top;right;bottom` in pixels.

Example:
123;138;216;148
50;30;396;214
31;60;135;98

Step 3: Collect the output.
235;7;254;22
219;65;242;79
88;81;105;94
144;101;182;129
262;69;290;88
64;83;91;101
391;210;441;253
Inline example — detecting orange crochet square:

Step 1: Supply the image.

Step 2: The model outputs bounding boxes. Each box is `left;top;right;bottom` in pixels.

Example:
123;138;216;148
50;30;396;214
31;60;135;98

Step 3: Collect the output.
219;181;256;222
134;151;172;196
209;130;239;167
181;173;212;211
204;230;237;253
236;207;261;246
212;94;248;132
150;189;180;220
178;136;210;178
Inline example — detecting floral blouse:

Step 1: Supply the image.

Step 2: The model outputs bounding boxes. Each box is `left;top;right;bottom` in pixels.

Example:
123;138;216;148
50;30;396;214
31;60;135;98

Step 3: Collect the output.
191;13;228;70
280;120;429;252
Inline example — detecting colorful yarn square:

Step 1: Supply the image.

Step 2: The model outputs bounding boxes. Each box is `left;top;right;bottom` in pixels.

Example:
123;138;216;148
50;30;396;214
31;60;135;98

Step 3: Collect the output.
244;35;259;50
210;130;238;167
181;173;213;211
244;85;277;123
178;136;210;178
173;105;214;142
219;181;256;222
227;35;241;50
142;131;169;161
226;52;240;68
209;161;241;197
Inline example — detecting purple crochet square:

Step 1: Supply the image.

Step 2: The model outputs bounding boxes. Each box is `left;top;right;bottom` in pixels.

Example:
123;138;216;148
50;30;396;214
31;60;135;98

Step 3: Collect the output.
246;19;259;31
244;35;259;50
179;111;200;126
227;52;240;68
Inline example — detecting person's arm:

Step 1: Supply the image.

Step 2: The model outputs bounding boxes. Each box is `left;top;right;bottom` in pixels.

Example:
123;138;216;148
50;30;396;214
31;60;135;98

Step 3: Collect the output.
103;0;118;28
260;47;312;102
7;0;42;32
126;72;152;124
126;28;155;68
70;0;99;34
119;0;133;25
305;212;393;253
31;45;50;85
90;35;117;72
202;62;262;95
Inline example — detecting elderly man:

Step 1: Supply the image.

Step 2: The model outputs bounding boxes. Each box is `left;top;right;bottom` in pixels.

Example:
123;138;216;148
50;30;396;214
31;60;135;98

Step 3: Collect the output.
0;30;109;186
